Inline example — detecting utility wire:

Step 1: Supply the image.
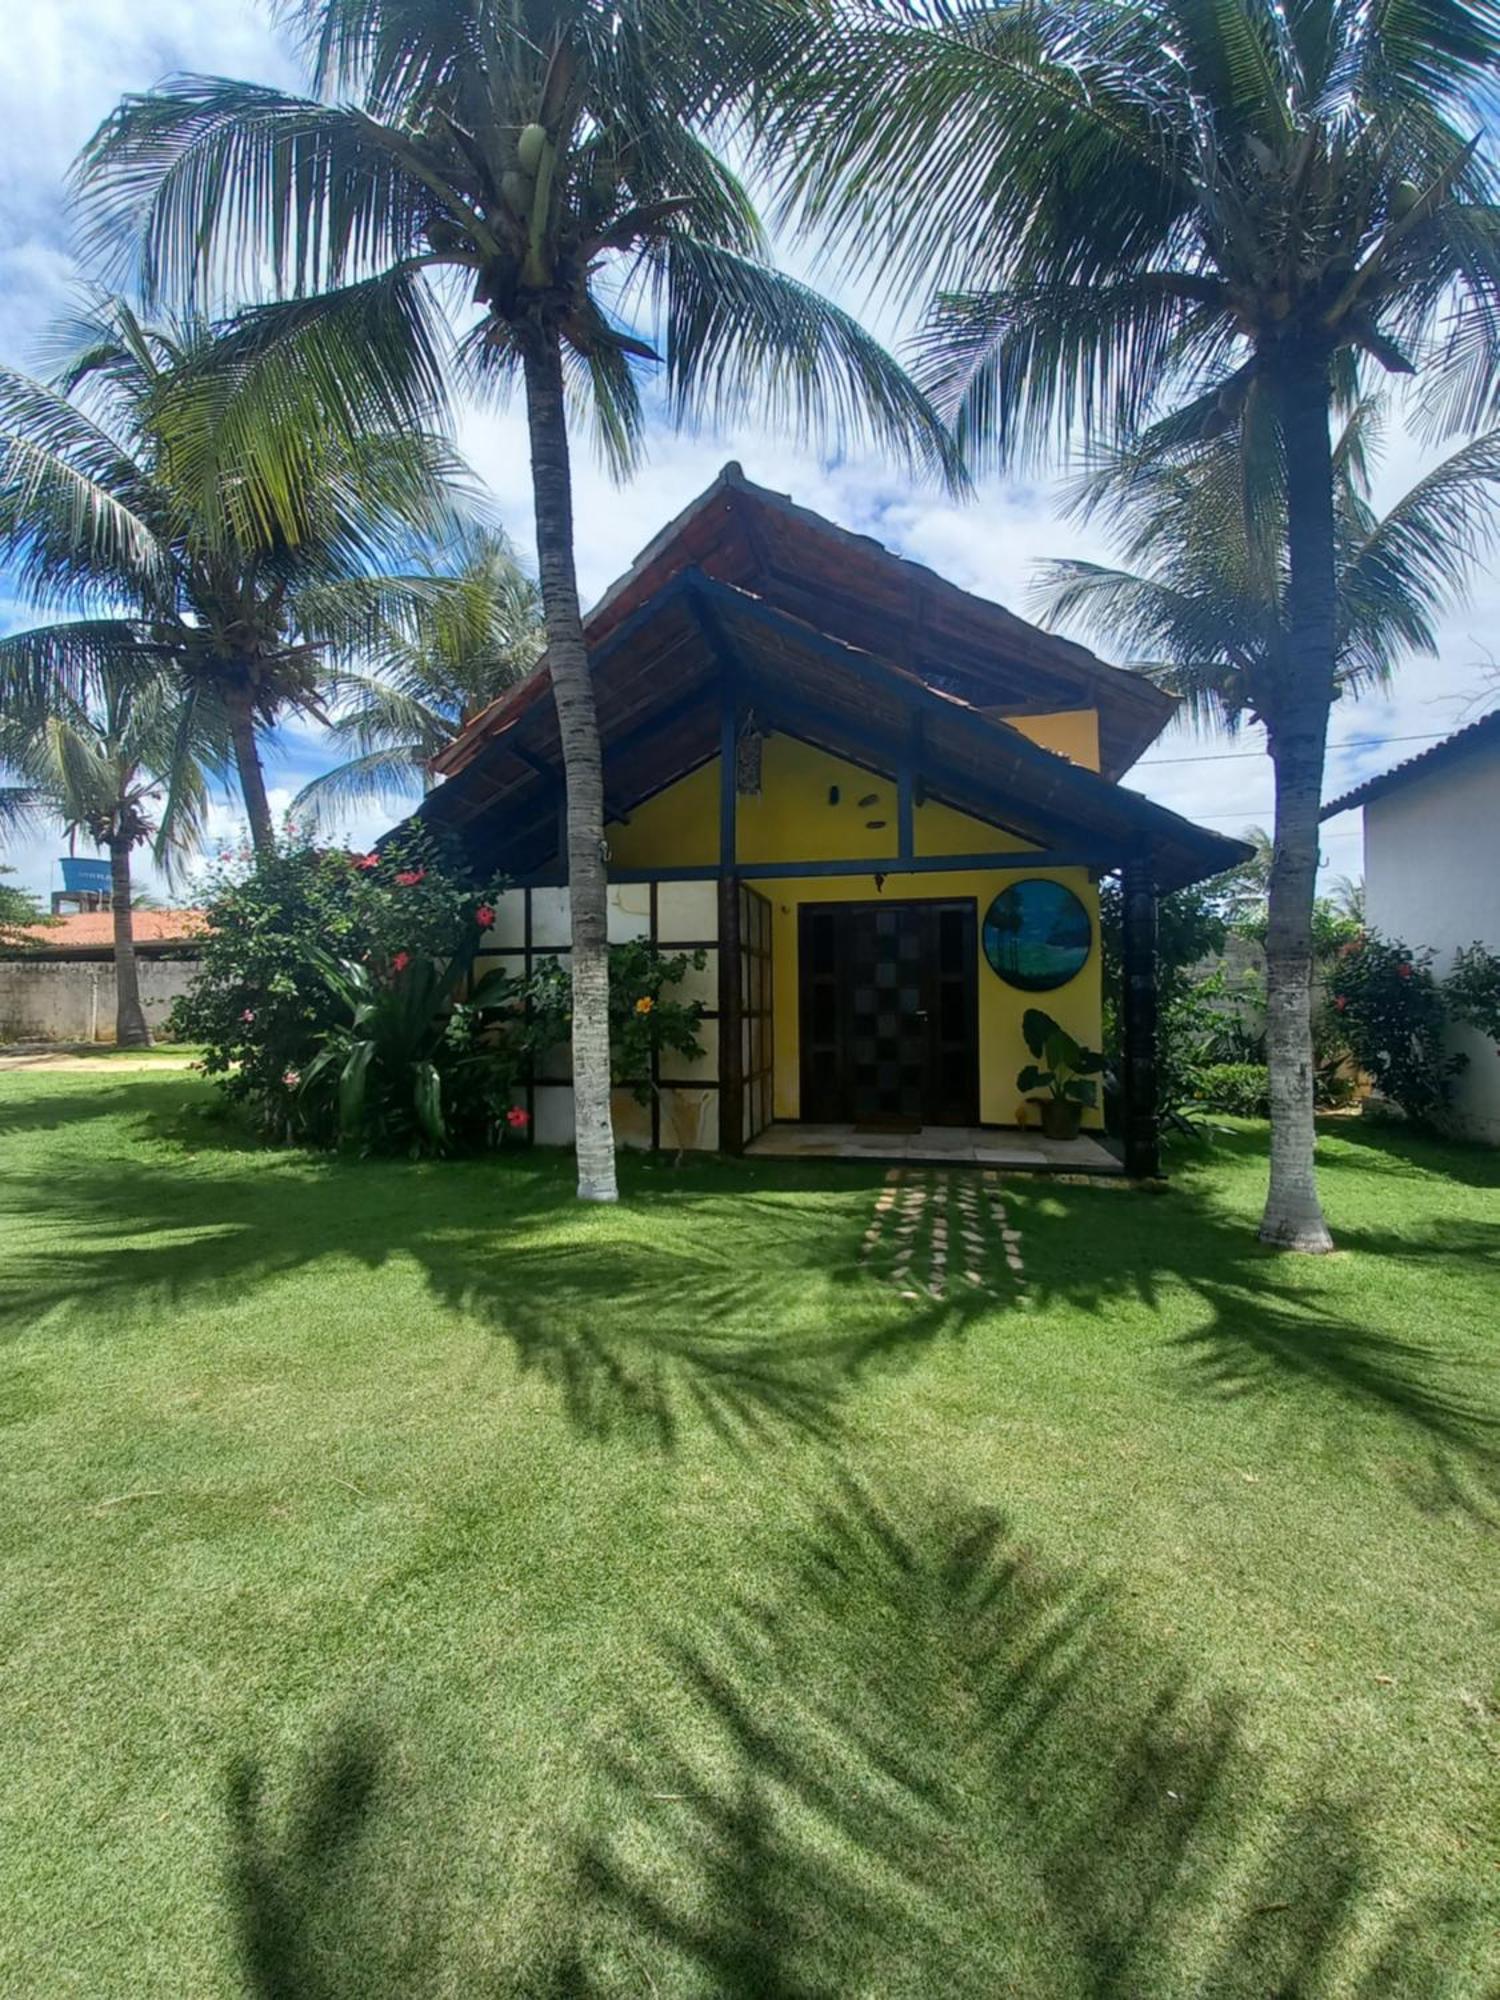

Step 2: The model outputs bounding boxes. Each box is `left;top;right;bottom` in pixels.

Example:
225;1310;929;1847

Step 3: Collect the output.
1139;726;1456;768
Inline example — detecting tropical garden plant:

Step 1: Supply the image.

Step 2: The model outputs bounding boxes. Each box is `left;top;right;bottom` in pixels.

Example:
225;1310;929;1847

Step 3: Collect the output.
0;296;476;857
1445;943;1500;1046
77;0;958;1202
755;0;1500;1250
294;525;544;828
1329;931;1461;1126
0;656;213;1044
172;832;510;1134
1017;1006;1106;1141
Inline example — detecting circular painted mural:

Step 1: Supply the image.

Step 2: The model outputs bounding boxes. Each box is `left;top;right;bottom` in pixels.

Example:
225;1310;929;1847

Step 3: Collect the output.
982;879;1092;992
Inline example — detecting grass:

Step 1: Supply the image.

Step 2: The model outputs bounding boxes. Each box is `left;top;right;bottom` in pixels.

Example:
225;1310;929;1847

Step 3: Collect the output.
0;1069;1496;1998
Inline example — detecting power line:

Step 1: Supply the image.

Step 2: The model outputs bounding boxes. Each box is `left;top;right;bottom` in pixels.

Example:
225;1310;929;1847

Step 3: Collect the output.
1139;726;1454;769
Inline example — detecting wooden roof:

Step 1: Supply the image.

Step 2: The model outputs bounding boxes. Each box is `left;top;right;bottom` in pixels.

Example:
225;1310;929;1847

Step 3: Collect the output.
418;560;1249;894
439;462;1175;785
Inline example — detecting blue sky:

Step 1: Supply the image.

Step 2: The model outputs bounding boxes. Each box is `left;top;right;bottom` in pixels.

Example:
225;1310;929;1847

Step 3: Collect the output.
3;1;1496;905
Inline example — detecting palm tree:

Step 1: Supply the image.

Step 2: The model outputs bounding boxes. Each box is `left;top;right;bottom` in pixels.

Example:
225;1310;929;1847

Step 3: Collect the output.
755;0;1500;1249
0;658;212;1045
1035;403;1500;749
76;0;959;1203
294;527;544;828
0;296;474;858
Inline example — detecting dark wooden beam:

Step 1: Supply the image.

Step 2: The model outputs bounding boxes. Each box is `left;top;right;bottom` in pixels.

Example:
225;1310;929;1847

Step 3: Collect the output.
719;694;738;870
516;847;1104;887
718;875;745;1154
1121;850;1161;1179
897;718;917;861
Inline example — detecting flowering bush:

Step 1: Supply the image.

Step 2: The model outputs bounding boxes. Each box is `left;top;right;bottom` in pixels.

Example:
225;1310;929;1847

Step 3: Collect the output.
170;833;514;1145
1445;943;1500;1045
522;936;708;1100
1328;932;1464;1126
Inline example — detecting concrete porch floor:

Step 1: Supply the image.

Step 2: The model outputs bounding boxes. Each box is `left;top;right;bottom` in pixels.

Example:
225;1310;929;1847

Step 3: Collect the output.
745;1121;1122;1173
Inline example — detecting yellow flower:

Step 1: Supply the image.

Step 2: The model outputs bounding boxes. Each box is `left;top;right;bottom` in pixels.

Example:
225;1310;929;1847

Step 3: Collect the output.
634;995;655;1015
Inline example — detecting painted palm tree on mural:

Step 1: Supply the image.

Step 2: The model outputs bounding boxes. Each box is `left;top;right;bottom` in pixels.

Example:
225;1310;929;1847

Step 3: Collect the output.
0;296;474;858
76;0;959;1201
754;0;1500;1248
294;527;544;828
0;658;213;1046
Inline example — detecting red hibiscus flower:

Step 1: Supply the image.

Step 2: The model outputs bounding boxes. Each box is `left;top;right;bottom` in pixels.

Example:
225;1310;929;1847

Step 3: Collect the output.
392;951;411;974
395;867;426;886
1397;961;1413;980
475;904;496;928
506;1106;530;1130
354;851;380;871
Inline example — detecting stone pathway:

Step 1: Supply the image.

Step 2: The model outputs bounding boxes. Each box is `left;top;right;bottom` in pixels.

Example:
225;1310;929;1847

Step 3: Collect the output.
859;1166;1030;1305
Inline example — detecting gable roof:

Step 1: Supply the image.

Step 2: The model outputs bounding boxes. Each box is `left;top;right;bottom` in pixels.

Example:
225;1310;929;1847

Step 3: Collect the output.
418;559;1249;893
439;462;1176;785
1321;710;1500;818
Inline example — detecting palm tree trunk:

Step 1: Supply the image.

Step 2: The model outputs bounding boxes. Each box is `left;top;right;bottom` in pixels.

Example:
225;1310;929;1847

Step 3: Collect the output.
108;839;151;1048
520;333;618;1202
1259;348;1336;1253
229;688;276;857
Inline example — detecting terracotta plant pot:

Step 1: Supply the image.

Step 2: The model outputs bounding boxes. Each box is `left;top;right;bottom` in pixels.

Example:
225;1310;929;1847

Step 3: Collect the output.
1037;1097;1083;1142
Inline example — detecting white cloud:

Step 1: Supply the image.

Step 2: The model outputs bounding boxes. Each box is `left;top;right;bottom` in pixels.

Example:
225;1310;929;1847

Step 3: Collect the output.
3;2;1497;905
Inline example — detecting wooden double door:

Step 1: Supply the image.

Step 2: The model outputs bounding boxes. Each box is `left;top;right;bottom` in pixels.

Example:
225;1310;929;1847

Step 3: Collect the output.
799;899;979;1129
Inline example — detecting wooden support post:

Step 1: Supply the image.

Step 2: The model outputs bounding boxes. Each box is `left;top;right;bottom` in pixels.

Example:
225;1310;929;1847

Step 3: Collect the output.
719;695;738;872
719;872;744;1155
718;695;744;1154
1121;852;1161;1179
897;722;915;861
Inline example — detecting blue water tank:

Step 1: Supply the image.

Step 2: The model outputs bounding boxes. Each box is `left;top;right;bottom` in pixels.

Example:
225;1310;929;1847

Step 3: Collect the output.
60;858;113;896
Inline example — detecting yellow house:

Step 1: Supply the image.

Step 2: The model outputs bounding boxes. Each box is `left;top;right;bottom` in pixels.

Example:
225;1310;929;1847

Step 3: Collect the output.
422;466;1247;1175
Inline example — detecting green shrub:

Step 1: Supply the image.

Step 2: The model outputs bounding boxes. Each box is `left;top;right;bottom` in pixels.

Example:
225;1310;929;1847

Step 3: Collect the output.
1189;1062;1271;1116
173;838;710;1154
170;833;513;1146
1329;932;1463;1126
522;936;709;1102
1446;943;1500;1044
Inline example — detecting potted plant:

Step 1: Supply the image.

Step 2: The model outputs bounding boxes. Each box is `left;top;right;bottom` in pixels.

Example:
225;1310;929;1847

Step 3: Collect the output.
1017;1007;1106;1140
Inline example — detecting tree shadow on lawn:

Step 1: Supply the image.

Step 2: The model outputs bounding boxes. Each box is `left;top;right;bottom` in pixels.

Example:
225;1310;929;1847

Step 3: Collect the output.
4;1084;1497;1502
1010;1131;1500;1525
220;1475;1483;1999
0;1087;1005;1457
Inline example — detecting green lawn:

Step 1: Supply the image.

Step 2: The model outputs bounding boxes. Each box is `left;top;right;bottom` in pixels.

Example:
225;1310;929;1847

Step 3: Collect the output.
1;1070;1496;1998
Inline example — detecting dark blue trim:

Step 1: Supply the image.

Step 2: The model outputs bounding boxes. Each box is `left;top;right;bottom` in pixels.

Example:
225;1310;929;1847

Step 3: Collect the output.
516;849;1098;887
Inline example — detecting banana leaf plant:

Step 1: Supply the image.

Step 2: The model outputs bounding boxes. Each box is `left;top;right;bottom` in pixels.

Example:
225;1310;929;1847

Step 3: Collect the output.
1017;1008;1107;1140
300;945;516;1154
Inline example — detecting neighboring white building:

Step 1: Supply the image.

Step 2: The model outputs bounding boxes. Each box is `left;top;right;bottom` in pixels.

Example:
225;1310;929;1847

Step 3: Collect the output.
1323;711;1500;1144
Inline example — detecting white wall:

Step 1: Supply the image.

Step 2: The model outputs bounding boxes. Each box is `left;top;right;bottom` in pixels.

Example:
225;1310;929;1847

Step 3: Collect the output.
1363;747;1500;1143
0;957;199;1044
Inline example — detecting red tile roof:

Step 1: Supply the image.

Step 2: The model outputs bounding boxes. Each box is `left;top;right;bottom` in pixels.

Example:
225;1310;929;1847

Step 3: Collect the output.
6;909;206;953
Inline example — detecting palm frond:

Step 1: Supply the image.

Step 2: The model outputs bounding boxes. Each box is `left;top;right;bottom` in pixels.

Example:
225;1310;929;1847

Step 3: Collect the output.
657;234;965;486
292;744;430;825
0;369;168;608
0;619;169;713
76;78;438;303
1341;424;1500;678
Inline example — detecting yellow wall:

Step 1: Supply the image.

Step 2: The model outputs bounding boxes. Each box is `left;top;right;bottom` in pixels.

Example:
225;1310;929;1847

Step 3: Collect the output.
1007;708;1100;770
607;730;1103;1129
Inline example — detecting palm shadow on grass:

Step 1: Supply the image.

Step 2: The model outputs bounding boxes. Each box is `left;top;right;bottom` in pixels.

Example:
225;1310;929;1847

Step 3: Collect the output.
1010;1126;1500;1524
223;1476;1484;1999
3;1081;1498;1505
0;1080;1005;1456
